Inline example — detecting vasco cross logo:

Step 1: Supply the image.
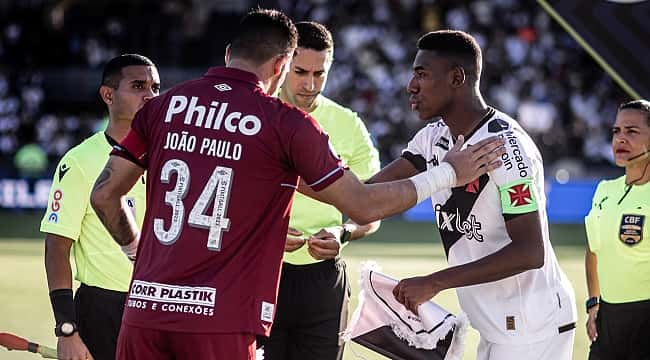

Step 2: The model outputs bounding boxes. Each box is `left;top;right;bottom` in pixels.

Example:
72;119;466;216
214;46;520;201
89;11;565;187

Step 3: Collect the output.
508;184;532;207
465;178;480;193
58;163;71;182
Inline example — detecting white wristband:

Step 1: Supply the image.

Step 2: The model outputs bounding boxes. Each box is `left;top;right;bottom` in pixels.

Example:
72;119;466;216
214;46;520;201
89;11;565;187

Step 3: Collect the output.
408;162;457;203
121;237;139;263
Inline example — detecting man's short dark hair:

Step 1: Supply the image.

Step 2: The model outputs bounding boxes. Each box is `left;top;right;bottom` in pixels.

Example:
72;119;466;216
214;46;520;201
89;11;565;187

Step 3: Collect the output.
619;99;650;125
296;21;333;52
229;8;297;65
417;30;482;81
101;54;155;89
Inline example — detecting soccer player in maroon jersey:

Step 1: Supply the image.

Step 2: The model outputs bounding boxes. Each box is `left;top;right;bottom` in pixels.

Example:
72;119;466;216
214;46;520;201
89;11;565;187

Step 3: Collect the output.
89;8;505;360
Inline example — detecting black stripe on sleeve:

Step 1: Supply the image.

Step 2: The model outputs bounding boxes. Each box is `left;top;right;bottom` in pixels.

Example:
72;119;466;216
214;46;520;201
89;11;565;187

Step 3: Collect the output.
401;151;427;173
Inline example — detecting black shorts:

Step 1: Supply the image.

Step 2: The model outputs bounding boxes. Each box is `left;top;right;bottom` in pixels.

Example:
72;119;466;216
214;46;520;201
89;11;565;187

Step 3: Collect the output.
75;283;127;360
258;258;350;360
588;298;650;360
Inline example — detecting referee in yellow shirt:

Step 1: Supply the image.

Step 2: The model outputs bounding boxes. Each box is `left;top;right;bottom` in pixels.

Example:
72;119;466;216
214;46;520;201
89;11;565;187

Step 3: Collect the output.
257;22;381;360
585;100;650;359
41;54;160;360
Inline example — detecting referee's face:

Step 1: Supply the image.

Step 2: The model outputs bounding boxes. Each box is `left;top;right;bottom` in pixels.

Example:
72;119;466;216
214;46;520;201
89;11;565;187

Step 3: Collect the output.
110;65;161;123
612;108;650;167
407;51;453;121
281;47;332;113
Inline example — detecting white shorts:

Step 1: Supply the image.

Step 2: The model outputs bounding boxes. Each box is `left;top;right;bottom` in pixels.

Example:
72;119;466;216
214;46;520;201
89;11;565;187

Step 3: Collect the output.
476;329;575;360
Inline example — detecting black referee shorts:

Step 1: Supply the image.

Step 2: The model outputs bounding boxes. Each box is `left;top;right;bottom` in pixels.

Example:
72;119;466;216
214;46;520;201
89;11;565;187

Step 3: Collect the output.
74;283;127;360
588;298;650;360
258;258;350;360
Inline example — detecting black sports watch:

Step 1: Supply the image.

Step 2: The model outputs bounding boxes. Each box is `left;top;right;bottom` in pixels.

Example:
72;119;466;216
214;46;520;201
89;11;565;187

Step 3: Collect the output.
585;297;599;313
340;225;353;244
54;321;78;337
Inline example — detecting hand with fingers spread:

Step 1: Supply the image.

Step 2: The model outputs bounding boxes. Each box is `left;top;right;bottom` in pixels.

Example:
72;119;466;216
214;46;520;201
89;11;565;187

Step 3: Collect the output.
307;226;343;260
443;135;506;185
285;227;306;253
392;274;441;315
57;333;94;360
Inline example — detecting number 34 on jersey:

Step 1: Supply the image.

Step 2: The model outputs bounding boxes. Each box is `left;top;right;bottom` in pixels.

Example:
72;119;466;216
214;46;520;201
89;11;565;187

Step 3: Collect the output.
153;158;233;251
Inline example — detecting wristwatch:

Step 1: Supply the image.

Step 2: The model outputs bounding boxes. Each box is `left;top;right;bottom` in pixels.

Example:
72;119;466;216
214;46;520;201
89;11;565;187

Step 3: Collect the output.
585;297;599;313
54;321;78;337
340;225;353;244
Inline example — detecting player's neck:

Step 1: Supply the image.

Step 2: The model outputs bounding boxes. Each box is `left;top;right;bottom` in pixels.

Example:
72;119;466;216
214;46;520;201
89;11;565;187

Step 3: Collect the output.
445;93;488;138
625;159;650;185
105;119;131;143
226;59;271;93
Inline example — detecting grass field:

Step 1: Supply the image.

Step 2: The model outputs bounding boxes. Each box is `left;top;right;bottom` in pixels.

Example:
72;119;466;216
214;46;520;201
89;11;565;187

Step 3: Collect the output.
0;214;590;359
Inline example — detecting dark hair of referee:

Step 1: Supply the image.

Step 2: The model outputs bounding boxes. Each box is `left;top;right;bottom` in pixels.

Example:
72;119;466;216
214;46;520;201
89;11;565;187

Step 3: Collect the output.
619;99;650;125
101;54;156;89
295;21;333;52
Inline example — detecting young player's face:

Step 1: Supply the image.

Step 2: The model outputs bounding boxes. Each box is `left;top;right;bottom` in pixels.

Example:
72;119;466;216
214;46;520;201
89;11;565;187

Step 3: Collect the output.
407;51;453;120
612;108;650;167
111;65;161;121
281;47;332;112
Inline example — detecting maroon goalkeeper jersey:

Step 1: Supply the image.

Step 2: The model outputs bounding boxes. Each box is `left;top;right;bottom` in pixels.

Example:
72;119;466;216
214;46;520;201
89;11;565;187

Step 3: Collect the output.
112;67;344;335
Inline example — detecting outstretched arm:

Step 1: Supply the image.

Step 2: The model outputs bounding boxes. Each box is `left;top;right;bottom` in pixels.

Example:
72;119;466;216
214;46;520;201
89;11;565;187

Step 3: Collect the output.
90;156;143;248
316;135;505;224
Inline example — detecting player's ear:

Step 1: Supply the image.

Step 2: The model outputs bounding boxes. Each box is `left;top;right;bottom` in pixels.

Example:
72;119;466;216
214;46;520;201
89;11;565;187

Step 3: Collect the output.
272;53;291;76
449;65;466;88
99;85;113;105
224;44;231;64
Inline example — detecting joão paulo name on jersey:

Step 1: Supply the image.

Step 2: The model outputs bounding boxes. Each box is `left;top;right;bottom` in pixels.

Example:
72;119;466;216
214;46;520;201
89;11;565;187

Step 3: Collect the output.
402;108;576;344
112;67;345;336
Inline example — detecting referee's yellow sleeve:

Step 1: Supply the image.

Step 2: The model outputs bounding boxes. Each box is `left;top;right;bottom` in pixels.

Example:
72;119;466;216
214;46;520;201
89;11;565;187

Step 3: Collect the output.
40;154;91;241
345;114;380;181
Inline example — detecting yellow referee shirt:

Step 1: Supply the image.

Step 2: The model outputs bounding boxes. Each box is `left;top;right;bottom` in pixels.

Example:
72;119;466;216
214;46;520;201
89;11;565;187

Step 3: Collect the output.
284;95;380;265
585;175;650;303
40;132;146;292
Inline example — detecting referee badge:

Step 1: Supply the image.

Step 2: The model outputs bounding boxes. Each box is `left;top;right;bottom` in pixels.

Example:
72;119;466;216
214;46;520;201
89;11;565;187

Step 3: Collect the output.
619;214;644;245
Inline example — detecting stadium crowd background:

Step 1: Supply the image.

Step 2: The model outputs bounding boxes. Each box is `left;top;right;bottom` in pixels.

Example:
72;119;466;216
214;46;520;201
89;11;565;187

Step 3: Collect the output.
0;0;628;180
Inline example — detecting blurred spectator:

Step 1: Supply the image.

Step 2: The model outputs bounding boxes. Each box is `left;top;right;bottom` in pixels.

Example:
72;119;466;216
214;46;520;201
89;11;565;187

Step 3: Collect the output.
14;142;48;178
0;0;630;177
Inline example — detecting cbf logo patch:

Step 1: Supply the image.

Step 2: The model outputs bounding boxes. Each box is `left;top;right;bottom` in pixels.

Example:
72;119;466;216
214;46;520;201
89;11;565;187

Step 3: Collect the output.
619;214;645;245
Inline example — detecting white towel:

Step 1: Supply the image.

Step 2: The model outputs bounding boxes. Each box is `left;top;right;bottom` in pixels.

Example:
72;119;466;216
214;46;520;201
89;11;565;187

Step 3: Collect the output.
342;262;467;360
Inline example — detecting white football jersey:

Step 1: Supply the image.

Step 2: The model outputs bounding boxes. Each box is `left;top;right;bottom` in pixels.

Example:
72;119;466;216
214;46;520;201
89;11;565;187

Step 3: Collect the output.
402;108;576;344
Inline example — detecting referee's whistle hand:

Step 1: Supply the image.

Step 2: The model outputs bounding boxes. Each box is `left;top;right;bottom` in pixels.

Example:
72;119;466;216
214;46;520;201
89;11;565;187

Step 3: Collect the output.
285;227;306;252
307;228;342;260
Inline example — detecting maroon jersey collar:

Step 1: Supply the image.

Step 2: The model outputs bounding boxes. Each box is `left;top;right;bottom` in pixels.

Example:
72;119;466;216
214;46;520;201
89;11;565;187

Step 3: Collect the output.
204;67;264;90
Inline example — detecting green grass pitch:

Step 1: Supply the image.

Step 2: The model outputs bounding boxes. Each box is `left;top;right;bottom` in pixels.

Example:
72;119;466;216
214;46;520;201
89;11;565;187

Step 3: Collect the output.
0;215;590;359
